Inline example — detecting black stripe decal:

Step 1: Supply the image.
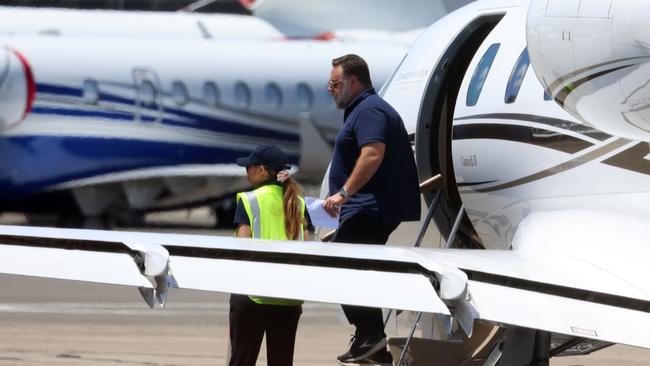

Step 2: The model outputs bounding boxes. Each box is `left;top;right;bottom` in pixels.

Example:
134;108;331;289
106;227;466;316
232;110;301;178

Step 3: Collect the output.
0;234;133;254
0;234;145;272
547;56;649;93
458;180;498;187
602;141;650;175
464;269;650;314
0;235;439;284
454;113;611;141
164;244;436;277
453;123;592;154
473;138;631;193
555;65;634;107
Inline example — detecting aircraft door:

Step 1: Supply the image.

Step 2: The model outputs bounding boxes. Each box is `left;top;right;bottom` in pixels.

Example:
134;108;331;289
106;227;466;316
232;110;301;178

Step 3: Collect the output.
133;68;163;123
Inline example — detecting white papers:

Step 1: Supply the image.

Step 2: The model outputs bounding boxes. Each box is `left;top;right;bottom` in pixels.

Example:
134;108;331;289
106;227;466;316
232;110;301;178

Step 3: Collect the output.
305;196;339;229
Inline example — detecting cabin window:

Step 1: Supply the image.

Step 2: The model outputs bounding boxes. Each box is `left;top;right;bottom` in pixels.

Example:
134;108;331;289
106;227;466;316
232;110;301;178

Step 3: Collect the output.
138;80;157;106
296;83;313;111
172;80;190;106
505;48;529;104
265;82;283;109
203;81;221;106
544;90;553;101
235;82;251;109
325;86;337;110
83;79;100;105
467;43;500;106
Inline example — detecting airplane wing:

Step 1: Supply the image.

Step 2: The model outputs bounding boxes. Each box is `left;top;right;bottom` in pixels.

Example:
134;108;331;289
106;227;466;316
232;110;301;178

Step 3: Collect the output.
0;225;454;315
0;218;649;350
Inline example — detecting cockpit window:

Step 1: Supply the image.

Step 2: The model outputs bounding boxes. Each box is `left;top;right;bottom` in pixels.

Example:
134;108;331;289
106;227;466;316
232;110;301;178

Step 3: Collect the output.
467;43;500;107
505;48;529;104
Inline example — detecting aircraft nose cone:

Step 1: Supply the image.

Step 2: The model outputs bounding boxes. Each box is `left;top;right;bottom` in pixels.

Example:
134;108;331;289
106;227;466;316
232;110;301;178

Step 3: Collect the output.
0;46;35;130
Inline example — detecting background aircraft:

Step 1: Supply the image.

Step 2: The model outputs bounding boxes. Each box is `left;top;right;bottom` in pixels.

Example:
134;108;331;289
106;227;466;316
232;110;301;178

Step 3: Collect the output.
0;35;406;227
0;7;283;40
237;0;474;37
0;0;249;13
2;0;649;365
0;1;473;228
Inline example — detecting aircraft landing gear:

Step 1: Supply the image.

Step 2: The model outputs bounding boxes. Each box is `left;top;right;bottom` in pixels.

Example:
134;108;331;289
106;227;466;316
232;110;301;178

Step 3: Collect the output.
213;195;237;229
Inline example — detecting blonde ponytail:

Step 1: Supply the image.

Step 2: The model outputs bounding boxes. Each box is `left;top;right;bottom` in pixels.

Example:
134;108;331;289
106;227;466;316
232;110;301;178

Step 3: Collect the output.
282;177;304;240
263;166;305;240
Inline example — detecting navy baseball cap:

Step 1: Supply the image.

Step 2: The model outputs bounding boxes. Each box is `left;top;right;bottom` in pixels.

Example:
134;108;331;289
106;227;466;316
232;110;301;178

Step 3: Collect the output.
236;145;290;172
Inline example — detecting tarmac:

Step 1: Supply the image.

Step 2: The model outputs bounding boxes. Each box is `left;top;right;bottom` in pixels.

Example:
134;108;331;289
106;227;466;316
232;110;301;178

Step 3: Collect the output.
0;210;648;365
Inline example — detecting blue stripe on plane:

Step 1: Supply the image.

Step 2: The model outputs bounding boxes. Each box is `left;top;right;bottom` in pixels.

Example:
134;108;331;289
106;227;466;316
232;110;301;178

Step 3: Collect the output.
37;84;83;97
32;106;134;121
159;108;298;142
99;92;135;106
0;135;300;199
35;82;300;143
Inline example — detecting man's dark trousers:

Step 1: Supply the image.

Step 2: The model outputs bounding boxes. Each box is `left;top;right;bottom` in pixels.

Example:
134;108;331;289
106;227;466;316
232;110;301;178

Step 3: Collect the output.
332;212;399;338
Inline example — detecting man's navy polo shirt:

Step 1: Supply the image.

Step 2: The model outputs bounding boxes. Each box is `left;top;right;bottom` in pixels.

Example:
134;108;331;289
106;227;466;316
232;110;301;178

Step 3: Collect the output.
328;87;421;224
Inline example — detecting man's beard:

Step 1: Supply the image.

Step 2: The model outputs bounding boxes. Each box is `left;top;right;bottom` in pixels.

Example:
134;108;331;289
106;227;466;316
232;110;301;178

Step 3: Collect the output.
335;85;351;109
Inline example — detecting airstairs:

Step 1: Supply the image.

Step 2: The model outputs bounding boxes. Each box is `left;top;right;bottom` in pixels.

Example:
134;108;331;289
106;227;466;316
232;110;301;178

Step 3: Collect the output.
320;174;505;365
383;174;503;366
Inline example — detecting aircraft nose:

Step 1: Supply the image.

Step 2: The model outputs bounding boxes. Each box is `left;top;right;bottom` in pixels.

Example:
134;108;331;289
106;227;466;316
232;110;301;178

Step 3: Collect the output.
0;46;35;130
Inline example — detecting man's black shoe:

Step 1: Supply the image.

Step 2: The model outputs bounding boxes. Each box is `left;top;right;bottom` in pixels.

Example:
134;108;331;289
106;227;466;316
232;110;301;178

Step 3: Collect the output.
337;334;387;363
337;348;393;366
361;348;393;366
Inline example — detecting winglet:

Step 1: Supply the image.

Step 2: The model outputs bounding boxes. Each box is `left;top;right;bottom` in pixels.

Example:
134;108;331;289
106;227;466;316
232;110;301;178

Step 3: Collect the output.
124;241;177;308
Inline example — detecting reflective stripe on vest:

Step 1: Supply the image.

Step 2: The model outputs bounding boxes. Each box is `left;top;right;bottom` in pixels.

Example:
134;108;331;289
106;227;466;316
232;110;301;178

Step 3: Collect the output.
242;191;262;238
237;184;305;241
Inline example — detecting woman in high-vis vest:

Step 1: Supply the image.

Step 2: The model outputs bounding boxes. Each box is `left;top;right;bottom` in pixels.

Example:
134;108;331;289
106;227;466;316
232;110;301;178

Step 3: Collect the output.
229;145;310;366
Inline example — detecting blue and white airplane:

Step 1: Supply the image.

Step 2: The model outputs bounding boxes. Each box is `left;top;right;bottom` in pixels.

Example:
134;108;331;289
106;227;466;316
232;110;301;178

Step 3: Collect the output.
0;2;465;226
0;35;406;225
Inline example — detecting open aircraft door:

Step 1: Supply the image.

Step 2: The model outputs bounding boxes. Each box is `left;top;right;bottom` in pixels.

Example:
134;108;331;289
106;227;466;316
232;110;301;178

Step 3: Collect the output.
132;67;163;124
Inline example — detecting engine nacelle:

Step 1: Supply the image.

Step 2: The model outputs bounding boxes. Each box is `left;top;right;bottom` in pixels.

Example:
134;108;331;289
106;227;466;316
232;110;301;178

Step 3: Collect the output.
0;46;35;130
527;0;650;141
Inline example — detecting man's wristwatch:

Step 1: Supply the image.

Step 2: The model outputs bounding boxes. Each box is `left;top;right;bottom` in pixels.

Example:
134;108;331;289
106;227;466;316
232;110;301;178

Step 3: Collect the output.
338;187;350;200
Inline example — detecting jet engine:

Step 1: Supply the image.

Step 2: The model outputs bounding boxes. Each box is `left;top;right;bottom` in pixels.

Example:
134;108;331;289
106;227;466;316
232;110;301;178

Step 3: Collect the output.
0;46;35;129
527;0;650;141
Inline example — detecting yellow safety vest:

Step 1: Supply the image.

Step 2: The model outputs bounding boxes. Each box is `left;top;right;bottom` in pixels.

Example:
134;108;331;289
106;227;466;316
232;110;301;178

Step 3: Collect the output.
236;183;305;305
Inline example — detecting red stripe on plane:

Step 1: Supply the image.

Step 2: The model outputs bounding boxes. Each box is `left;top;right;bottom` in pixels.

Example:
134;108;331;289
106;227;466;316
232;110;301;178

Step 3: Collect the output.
12;49;36;120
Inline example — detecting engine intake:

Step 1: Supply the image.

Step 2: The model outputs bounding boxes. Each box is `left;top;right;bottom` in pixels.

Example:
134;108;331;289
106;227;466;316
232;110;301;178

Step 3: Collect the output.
527;0;650;141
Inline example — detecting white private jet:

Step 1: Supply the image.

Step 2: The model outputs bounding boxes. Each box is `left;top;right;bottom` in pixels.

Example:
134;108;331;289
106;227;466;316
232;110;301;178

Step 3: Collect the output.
2;0;650;364
0;6;284;40
234;0;474;36
0;3;453;47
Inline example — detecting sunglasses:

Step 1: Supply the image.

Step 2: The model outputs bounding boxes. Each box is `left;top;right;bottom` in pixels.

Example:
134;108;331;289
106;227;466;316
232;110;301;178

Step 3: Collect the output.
327;78;346;89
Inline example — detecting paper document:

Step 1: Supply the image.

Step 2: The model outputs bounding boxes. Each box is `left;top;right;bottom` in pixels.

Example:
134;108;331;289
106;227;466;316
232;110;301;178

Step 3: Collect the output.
305;196;339;229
